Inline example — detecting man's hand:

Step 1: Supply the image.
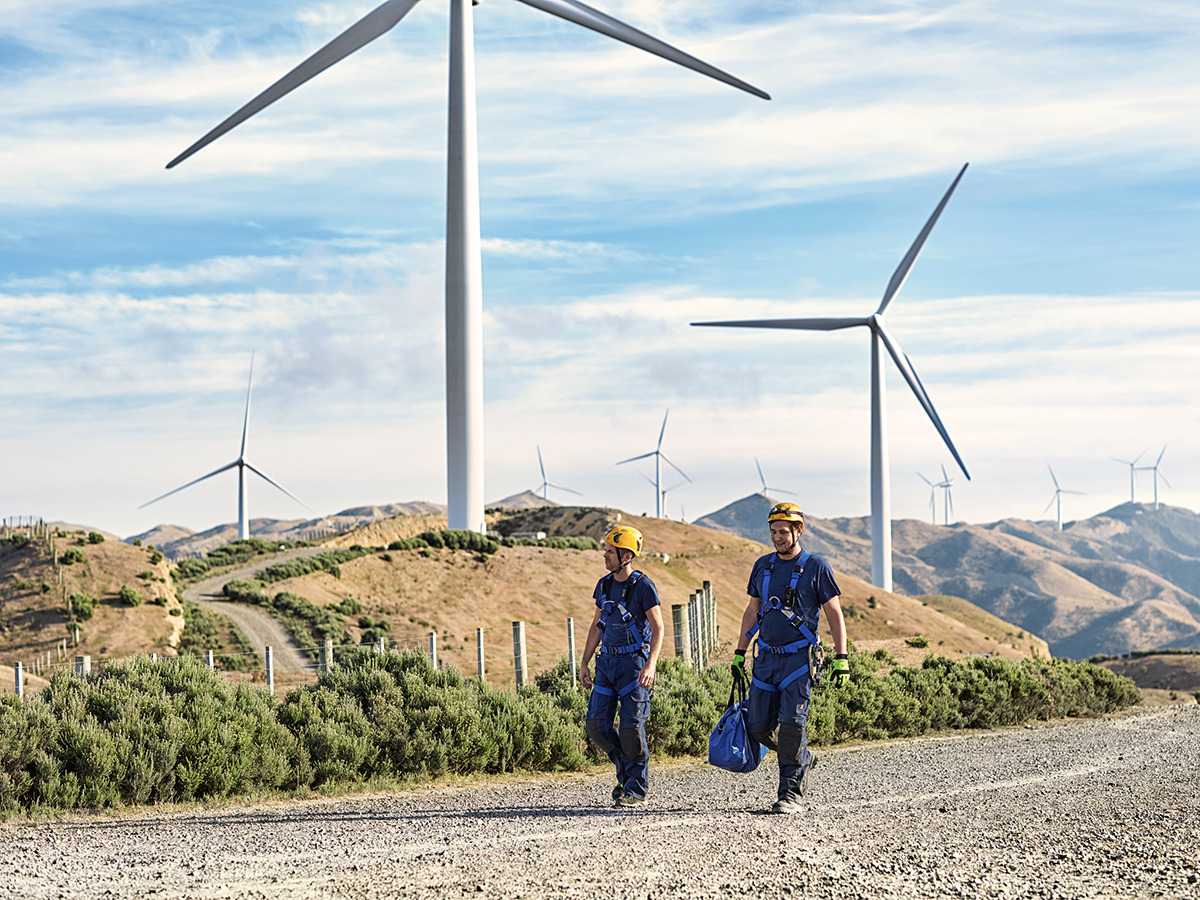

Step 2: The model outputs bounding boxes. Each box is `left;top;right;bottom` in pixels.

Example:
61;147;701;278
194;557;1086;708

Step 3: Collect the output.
830;654;850;687
638;659;657;688
732;650;748;690
580;662;593;690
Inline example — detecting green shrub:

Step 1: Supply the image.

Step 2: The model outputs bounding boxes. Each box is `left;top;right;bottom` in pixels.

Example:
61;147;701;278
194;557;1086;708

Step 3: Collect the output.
59;548;85;566
69;593;95;622
87;532;105;544
118;586;143;608
175;557;210;580
222;579;268;604
905;634;930;648
336;598;363;616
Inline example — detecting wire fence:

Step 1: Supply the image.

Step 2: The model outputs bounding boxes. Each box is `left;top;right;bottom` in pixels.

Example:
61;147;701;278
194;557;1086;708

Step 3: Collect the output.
6;583;723;701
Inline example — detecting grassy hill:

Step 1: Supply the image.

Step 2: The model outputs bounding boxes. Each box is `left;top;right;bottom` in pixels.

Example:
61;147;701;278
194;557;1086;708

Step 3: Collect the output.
0;530;182;693
700;496;1200;659
2;510;1048;696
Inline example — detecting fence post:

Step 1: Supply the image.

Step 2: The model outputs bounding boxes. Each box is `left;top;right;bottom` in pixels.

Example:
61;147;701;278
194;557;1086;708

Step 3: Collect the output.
14;662;22;701
375;636;386;655
512;621;528;688
704;581;717;654
567;617;577;689
74;655;90;678
687;593;699;668
318;639;333;675
265;646;274;694
476;628;485;682
150;652;157;663
205;649;214;669
429;632;438;670
672;603;692;666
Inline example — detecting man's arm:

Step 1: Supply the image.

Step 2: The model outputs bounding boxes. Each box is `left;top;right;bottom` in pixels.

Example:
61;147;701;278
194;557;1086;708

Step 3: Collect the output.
638;604;665;687
823;595;847;655
579;606;603;690
736;596;761;653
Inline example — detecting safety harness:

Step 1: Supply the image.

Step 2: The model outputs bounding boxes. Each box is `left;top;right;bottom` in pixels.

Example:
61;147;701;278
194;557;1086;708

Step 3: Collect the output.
745;551;819;693
592;571;647;699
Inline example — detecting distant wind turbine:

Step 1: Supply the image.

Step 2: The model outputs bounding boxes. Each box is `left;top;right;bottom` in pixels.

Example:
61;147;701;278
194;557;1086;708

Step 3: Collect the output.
693;164;972;592
165;0;768;535
917;470;949;525
617;409;691;519
640;472;687;518
141;356;311;540
1045;464;1084;531
1135;446;1170;510
756;457;795;499
1112;450;1146;503
937;463;955;526
534;445;581;501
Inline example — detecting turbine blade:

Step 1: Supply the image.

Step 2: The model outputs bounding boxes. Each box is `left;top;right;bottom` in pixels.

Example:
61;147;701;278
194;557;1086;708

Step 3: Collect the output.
917;472;934;486
1159;472;1172;489
537;445;547;482
548;482;583;496
659;452;691;483
1047;463;1061;490
657;409;669;451
140;460;240;508
241;352;255;459
876;163;968;316
692;317;870;331
166;0;424;168
1156;445;1167;466
244;462;313;512
513;0;769;100
1044;494;1057;514
756;457;767;490
876;322;970;480
616;451;656;466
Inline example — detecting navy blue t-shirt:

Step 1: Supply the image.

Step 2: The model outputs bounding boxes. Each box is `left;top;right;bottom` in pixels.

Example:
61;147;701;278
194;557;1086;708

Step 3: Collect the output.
746;550;840;647
593;571;660;648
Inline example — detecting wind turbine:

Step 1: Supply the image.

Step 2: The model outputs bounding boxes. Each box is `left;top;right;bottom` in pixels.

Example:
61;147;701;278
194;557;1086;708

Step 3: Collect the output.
692;165;971;592
141;356;311;540
756;457;795;499
1112;450;1146;503
917;471;940;525
937;463;955;526
1045;464;1083;531
165;0;768;535
534;445;581;501
640;472;687;518
616;409;691;519
1136;446;1170;510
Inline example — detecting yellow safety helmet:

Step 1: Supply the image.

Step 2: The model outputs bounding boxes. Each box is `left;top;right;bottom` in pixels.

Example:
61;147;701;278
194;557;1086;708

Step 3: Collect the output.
767;502;804;529
602;525;643;558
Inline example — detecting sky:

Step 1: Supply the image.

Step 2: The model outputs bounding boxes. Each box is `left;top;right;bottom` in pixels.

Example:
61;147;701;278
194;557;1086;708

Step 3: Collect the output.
2;0;1199;539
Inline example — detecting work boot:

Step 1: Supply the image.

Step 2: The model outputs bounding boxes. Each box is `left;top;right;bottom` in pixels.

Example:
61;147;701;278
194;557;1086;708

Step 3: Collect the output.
771;795;803;814
611;783;624;802
800;753;818;797
612;794;644;809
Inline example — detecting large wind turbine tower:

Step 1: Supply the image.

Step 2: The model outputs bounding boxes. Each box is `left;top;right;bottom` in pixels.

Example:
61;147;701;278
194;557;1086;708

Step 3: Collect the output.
165;0;768;533
693;165;971;592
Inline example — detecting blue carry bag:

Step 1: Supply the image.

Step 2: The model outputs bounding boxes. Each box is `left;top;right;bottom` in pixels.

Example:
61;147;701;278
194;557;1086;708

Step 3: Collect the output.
708;679;764;773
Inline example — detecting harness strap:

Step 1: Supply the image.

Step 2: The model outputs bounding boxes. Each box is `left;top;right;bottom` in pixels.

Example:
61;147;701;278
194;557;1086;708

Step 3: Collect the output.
746;551;814;642
751;663;810;693
597;642;645;657
591;678;641;698
597;571;642;631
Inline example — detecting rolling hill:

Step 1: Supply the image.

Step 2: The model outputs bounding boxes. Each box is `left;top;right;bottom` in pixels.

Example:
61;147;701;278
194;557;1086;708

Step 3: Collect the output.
698;496;1200;658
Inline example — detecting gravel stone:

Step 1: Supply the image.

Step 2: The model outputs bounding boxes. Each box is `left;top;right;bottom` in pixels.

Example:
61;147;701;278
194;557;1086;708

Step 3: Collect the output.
1;706;1197;899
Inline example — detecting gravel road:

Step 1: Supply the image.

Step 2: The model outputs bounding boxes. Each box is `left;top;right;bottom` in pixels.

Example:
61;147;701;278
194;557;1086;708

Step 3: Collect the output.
3;705;1197;900
182;549;331;674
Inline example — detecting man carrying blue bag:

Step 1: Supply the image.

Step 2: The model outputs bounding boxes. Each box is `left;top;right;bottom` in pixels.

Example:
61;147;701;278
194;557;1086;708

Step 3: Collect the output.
732;502;849;814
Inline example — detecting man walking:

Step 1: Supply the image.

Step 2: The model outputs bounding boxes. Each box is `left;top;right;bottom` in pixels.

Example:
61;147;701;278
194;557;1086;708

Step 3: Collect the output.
580;525;664;808
733;502;849;813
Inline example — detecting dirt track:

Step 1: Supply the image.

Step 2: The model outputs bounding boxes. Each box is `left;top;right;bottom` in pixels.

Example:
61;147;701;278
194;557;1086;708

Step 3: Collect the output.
2;705;1197;899
182;549;330;674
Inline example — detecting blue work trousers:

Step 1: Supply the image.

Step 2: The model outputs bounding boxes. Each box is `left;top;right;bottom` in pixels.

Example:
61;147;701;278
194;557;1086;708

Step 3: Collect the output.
746;650;815;800
585;652;651;800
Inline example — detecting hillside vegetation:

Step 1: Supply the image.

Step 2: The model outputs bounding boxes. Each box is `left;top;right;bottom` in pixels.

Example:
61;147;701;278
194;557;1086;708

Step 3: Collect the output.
701;496;1200;658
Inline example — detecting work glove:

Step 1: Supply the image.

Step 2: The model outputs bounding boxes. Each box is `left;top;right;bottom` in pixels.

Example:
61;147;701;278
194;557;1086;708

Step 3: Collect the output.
732;650;748;690
830;654;850;687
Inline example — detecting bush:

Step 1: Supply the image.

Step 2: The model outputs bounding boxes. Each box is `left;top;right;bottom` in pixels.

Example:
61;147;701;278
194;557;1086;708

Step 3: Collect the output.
59;548;85;566
118;586;143;608
175;558;210;580
222;579;268;604
0;657;298;811
87;532;105;544
69;593;95;622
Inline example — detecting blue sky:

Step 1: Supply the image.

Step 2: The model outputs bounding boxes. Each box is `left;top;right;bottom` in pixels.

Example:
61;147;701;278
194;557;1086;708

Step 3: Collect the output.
3;0;1198;538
